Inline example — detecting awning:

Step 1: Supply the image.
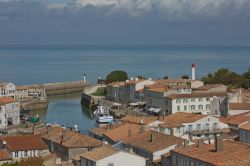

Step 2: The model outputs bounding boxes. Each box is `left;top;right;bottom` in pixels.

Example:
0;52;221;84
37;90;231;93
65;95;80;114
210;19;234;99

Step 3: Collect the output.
129;103;139;106
153;108;162;113
113;102;121;106
137;101;146;105
148;107;155;112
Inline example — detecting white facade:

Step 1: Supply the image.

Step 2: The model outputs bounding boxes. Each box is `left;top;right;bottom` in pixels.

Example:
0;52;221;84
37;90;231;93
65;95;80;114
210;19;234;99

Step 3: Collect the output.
168;96;227;115
0;83;16;98
0;101;20;128
159;116;228;140
80;151;146;166
11;149;49;160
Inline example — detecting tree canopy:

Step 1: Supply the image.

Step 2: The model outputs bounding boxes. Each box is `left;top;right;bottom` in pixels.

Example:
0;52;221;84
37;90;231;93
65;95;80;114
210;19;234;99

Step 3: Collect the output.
201;68;249;89
181;75;189;79
106;70;128;84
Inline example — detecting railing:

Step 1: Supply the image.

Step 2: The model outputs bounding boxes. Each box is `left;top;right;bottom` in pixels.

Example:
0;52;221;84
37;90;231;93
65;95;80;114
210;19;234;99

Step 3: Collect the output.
186;128;222;135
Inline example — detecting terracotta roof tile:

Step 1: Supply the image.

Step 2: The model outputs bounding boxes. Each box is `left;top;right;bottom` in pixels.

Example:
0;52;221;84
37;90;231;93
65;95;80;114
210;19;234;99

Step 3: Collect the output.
89;123;125;136
239;122;250;131
172;140;250;166
121;116;158;125
220;112;250;126
79;146;119;162
159;112;206;128
125;130;182;153
0;97;16;105
0;149;12;161
41;127;103;148
0;135;48;151
229;103;250;110
103;124;141;143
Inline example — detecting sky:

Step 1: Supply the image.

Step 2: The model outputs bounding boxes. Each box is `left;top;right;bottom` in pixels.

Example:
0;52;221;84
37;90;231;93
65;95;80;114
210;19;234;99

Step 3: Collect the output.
1;0;250;45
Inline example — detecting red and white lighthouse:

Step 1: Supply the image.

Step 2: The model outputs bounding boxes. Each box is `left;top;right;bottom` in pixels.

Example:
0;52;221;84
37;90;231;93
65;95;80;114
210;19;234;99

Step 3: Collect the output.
191;63;196;80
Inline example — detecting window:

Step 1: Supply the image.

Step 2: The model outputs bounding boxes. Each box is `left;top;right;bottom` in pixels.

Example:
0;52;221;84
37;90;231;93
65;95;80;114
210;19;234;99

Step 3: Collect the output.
205;123;210;130
24;151;28;157
177;106;180;111
191;98;195;102
176;99;181;103
107;163;114;166
197;124;202;131
184;105;187;111
188;125;193;132
199;98;203;102
15;152;18;158
206;98;210;101
198;105;203;110
177;127;180;133
191;105;196;110
206;104;210;109
183;99;188;103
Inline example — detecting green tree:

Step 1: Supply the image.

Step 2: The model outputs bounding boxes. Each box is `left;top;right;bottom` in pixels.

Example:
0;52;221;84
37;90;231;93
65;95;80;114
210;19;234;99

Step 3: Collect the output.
163;75;168;79
181;75;189;79
106;70;128;84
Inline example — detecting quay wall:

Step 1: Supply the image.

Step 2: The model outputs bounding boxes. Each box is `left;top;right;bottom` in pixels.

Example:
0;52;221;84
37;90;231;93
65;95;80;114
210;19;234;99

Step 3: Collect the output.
21;100;48;111
44;81;90;96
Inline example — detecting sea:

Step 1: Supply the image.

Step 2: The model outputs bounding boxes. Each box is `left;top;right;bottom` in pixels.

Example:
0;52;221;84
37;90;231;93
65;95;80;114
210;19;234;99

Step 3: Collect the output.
0;45;250;133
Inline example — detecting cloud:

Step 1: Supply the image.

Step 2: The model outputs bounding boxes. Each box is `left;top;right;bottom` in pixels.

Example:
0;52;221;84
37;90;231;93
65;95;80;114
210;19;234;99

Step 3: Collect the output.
71;0;250;19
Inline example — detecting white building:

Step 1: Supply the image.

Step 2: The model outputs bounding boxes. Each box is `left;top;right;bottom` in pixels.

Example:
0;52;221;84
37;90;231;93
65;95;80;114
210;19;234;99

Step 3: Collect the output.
166;92;228;115
158;112;228;141
0;82;16;98
0;97;20;128
0;135;50;160
80;146;146;166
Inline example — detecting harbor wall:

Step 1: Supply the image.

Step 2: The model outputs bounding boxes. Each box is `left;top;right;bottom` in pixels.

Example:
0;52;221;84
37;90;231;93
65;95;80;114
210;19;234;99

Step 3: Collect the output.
44;81;90;96
21;100;48;111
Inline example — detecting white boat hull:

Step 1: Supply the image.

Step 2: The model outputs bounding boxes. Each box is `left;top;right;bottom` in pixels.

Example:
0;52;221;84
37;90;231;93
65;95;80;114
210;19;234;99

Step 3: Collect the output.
96;116;113;123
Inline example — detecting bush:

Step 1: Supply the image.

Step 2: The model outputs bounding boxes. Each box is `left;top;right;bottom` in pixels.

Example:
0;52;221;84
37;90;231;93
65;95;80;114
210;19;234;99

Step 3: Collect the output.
106;70;128;84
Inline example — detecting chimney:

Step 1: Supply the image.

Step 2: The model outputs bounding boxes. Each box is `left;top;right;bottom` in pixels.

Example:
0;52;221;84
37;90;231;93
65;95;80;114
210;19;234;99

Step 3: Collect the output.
215;136;223;152
46;125;49;134
149;134;155;142
191;63;196;80
197;140;203;148
140;125;145;133
128;128;132;137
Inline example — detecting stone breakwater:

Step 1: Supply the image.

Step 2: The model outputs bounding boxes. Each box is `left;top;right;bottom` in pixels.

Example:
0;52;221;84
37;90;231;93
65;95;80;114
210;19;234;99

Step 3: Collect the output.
44;80;90;96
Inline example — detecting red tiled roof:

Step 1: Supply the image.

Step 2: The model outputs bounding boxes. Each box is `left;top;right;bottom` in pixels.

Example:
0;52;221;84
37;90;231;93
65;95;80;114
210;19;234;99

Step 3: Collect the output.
79;146;118;162
239;122;250;131
159;112;206;128
103;124;141;143
0;97;16;105
219;112;250;126
172;140;250;166
0;149;12;161
41;127;102;148
0;135;48;151
121;116;157;125
229;103;250;110
125;130;182;153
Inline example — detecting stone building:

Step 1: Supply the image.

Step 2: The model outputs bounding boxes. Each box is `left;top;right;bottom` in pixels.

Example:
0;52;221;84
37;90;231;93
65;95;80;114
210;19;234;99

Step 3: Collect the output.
0;97;20;129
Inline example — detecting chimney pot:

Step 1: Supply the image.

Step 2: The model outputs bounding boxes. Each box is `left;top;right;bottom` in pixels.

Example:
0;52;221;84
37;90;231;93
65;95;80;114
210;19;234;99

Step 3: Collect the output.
150;134;155;142
215;136;223;152
128;128;132;137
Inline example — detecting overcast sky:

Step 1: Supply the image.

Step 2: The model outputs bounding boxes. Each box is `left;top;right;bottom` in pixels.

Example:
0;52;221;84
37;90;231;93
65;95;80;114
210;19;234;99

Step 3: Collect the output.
1;0;250;45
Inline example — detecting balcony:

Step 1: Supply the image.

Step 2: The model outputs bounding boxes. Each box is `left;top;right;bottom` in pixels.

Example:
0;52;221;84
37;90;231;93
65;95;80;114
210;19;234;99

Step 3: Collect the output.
186;128;223;135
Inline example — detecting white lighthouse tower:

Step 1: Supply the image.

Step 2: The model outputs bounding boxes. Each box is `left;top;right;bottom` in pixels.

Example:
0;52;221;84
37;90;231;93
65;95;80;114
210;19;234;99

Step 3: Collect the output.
191;63;196;80
83;74;86;83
